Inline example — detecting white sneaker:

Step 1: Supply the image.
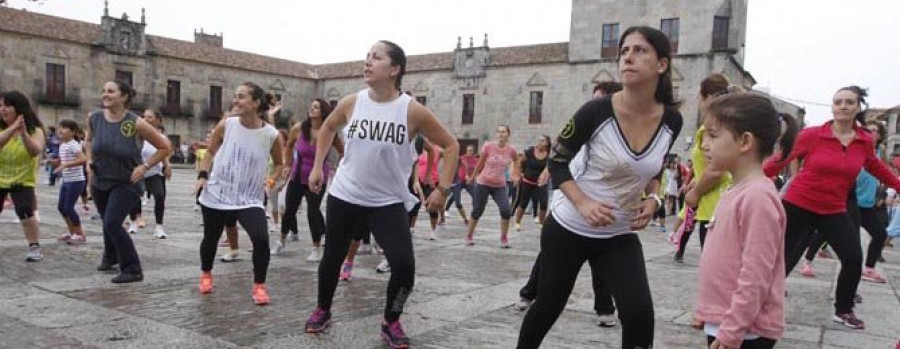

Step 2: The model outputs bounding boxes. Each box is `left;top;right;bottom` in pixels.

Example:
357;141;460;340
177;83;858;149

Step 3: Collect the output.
25;245;43;262
128;224;138;235
220;249;239;262
154;226;167;239
534;217;540;224
597;313;617;327
193;204;200;212
429;230;438;241
271;241;284;255
375;258;391;273
141;197;148;206
358;243;372;254
306;247;321;262
514;297;532;311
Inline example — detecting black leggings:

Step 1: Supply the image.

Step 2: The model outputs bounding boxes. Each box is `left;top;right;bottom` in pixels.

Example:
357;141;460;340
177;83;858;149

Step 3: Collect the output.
513;180;547;211
849;205;887;268
520;250;615;315
0;187;36;219
93;185;142;274
318;196;414;322
131;175;166;224
707;336;776;349
517;215;653;349
783;201;862;314
200;206;270;283
281;179;326;243
675;220;710;258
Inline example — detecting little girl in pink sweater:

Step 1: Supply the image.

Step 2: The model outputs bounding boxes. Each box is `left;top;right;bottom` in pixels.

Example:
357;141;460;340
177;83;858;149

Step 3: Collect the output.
692;92;799;349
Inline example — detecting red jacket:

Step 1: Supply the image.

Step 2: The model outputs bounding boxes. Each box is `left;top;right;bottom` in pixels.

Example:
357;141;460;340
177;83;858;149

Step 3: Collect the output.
764;121;900;215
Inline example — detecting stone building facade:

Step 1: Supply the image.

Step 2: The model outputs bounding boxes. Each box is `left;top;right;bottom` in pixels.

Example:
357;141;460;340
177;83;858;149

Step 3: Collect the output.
0;0;802;155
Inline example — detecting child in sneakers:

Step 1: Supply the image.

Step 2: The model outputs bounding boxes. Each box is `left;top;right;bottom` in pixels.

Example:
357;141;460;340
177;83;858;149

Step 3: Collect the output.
54;120;88;244
693;92;798;348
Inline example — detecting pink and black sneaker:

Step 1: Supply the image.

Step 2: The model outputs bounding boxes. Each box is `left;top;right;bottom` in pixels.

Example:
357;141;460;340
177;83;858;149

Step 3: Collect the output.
381;320;410;348
305;307;332;333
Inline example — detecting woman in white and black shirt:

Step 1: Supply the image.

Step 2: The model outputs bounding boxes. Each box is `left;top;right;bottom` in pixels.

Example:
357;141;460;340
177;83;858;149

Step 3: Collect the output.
517;26;683;348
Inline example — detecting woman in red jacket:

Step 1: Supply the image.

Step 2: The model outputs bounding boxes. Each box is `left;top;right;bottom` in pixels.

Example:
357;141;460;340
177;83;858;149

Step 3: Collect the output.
764;86;900;330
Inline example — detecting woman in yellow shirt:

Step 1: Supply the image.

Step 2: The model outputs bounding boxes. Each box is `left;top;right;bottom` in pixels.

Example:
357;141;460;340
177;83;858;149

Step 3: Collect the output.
0;91;46;261
675;74;733;263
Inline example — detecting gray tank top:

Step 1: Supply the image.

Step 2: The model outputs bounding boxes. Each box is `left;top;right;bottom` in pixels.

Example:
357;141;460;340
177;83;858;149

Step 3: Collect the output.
90;110;143;191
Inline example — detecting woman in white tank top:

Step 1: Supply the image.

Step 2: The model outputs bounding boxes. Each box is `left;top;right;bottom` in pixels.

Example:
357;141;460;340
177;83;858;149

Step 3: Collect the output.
195;82;284;306
303;41;459;349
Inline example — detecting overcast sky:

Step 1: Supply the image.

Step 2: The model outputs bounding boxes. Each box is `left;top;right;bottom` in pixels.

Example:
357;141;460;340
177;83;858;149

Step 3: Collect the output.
7;0;898;125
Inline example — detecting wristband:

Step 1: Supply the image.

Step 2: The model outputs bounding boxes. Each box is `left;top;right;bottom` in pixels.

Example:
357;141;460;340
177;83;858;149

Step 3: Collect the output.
646;193;663;208
198;171;209;180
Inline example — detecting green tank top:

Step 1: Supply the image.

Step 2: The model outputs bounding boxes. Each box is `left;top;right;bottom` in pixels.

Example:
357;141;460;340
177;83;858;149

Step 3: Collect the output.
679;126;732;221
0;128;39;188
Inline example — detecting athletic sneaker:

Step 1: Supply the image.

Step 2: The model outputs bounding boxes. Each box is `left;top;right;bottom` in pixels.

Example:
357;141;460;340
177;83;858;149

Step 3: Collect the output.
68;234;86;245
306;247;321;262
861;267;886;283
127;224;138;235
252;283;270;305
376;259;391;273
97;261;117;271
514;297;532;311
464;235;475;246
534;216;540;224
515;223;522;231
57;233;72;242
154;226;167;239
500;238;510;249
597;313;618;327
429;230;438;241
305;307;332;333
271;241;285;255
800;262;815;277
817;249;833;259
381;320;410;349
339;262;353;281
111;273;143;283
290;232;299;241
25;245;43;262
220;249;240;262
198;272;213;294
832;312;865;329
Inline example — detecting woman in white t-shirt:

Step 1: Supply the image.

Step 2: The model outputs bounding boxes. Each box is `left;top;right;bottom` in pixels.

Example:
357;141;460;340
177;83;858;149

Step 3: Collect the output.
195;82;284;306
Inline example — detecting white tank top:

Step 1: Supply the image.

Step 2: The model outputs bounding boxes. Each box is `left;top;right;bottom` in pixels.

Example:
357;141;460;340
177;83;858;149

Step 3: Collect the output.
200;117;279;210
329;90;418;211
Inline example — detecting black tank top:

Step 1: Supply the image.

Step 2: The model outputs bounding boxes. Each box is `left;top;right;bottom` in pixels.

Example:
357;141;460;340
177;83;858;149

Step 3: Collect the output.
522;147;547;181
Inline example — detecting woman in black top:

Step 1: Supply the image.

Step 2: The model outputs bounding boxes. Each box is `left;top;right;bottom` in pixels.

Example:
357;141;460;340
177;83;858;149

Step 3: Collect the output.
85;81;172;283
513;135;550;230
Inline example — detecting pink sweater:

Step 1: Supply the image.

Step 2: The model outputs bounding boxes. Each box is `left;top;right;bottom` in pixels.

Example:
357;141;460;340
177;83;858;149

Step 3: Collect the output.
694;177;786;347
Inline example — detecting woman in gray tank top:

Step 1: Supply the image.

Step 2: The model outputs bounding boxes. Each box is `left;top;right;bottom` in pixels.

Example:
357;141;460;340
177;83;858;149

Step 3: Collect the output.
85;81;172;284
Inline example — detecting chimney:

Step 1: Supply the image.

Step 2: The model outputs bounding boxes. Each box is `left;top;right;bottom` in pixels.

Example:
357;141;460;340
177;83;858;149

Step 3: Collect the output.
194;28;223;48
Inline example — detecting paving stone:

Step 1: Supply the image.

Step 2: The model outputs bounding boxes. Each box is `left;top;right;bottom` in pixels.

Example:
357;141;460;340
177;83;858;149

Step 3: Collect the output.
0;169;895;348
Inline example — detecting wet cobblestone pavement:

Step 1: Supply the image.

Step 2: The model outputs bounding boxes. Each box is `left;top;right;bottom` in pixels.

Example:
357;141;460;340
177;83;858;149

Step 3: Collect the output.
0;168;897;348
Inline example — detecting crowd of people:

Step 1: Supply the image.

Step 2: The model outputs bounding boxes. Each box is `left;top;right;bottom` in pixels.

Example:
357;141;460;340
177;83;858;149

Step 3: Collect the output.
1;26;897;348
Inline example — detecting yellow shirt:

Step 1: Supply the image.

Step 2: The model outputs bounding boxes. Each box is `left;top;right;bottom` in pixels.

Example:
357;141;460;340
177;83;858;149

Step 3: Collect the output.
680;126;731;221
0;130;39;188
